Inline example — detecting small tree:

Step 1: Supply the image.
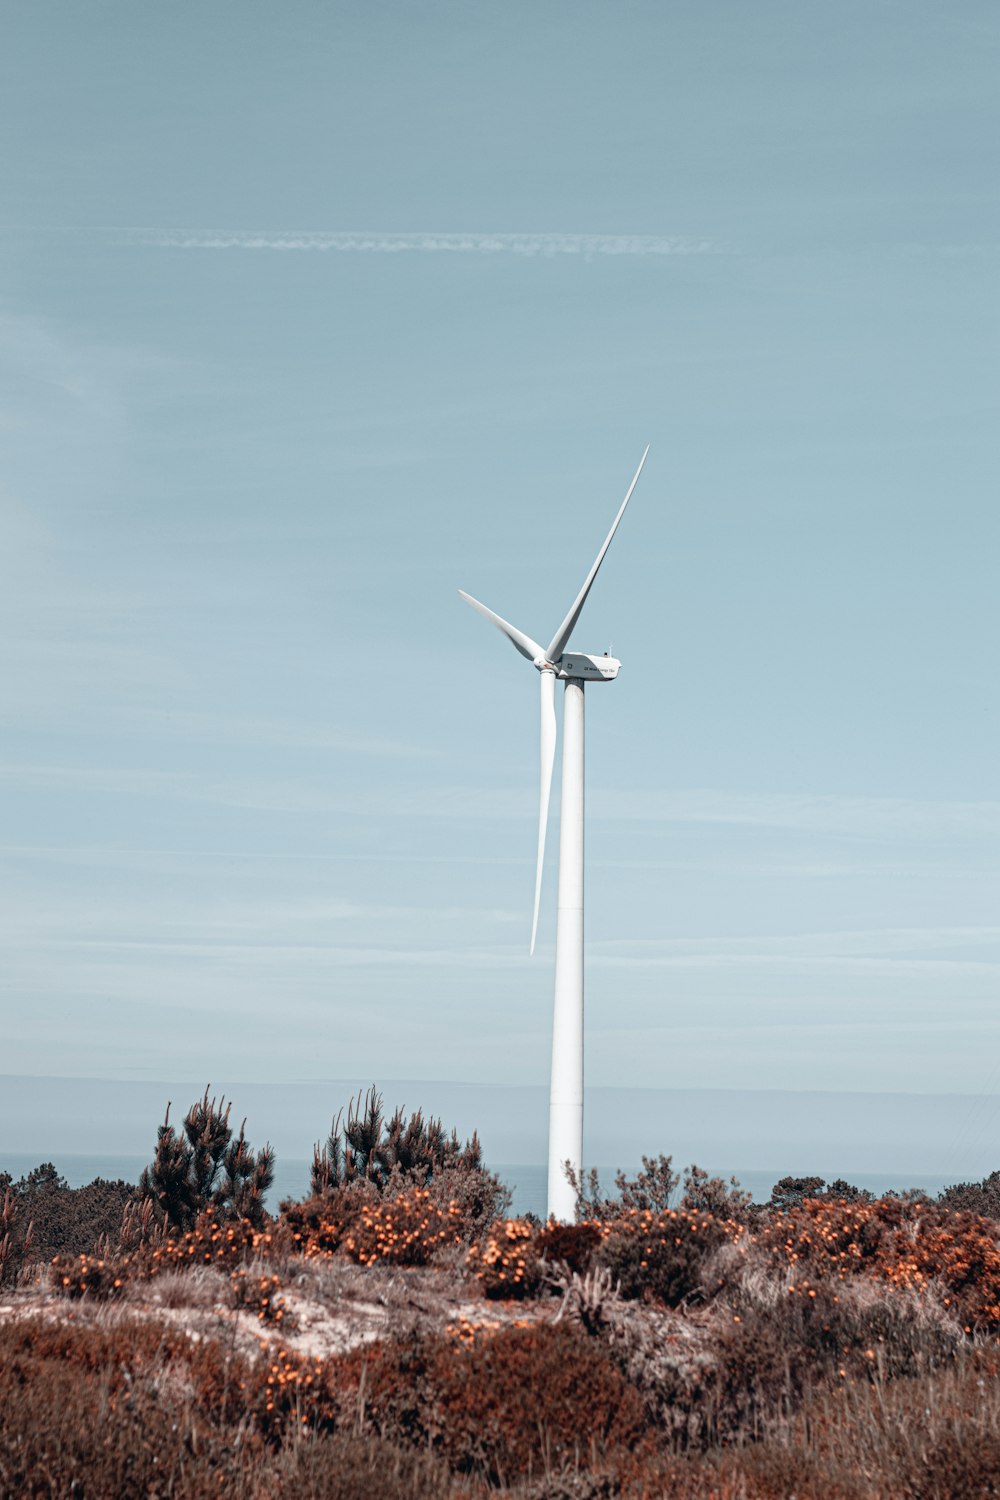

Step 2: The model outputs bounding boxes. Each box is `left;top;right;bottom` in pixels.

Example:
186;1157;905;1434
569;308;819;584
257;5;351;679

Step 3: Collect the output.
139;1088;274;1231
568;1155;681;1222
939;1170;1000;1221
680;1164;753;1221
311;1086;488;1194
825;1177;874;1204
769;1175;826;1213
307;1086;509;1239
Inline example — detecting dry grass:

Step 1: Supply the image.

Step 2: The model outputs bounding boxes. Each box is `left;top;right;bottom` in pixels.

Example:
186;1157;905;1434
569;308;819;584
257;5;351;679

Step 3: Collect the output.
4;1191;1000;1497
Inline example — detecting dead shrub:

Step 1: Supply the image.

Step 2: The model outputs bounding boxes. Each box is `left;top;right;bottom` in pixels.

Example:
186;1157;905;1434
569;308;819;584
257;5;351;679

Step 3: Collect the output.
141;1262;230;1309
553;1265;622;1335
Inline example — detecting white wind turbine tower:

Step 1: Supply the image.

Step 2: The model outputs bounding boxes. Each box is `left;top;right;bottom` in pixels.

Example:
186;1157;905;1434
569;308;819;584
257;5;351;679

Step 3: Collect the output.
459;448;648;1221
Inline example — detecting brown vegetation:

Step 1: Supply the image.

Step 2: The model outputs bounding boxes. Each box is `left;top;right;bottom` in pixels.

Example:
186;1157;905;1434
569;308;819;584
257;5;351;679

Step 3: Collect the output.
4;1105;1000;1497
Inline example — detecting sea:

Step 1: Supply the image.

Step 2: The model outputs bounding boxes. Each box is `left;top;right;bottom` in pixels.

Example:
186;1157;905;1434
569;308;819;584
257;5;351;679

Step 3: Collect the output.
0;1154;962;1218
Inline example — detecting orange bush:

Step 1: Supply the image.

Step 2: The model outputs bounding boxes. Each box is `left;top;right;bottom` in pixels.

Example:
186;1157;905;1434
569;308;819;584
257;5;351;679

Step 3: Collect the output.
468;1209;742;1304
51;1207;279;1301
536;1218;603;1273
340;1187;462;1266
466;1217;542;1298
595;1206;741;1306
282;1185;460;1265
229;1267;293;1326
760;1197;1000;1331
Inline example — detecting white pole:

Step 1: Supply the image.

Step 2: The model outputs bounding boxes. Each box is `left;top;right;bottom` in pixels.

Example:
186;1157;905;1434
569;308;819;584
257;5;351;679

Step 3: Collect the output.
547;677;585;1221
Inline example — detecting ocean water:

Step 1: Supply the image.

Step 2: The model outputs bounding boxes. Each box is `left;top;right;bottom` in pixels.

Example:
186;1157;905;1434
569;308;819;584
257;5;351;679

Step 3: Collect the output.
0;1153;963;1218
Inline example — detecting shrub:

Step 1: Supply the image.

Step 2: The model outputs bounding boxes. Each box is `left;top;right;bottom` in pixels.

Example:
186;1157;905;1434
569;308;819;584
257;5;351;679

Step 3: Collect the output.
679;1165;754;1223
308;1086;510;1241
467;1218;543;1299
346;1322;651;1484
229;1267;293;1326
432;1322;650;1481
0;1316;259;1498
282;1183;460;1266
537;1220;603;1275
50;1206;279;1301
50;1252;128;1300
939;1168;1000;1221
595;1208;736;1307
341;1187;462;1266
769;1175;827;1212
568;1155;680;1221
283;1184;368;1257
759;1195;1000;1331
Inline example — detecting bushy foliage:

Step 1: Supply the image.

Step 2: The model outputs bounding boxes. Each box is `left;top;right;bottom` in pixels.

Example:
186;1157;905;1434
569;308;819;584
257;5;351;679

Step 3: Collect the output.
595;1207;738;1307
769;1174;828;1211
679;1164;754;1222
341;1187;462;1266
537;1220;603;1275
758;1194;1000;1330
469;1209;740;1309
567;1154;681;1220
138;1087;274;1232
939;1167;1000;1221
283;1180;373;1257
467;1217;544;1299
769;1175;874;1211
0;1163;137;1277
341;1322;651;1485
0;1316;259;1499
50;1205;280;1301
284;1183;462;1266
308;1086;509;1241
228;1266;293;1326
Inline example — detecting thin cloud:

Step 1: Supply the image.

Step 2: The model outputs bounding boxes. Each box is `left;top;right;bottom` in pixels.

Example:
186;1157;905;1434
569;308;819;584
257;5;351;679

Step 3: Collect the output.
117;228;720;257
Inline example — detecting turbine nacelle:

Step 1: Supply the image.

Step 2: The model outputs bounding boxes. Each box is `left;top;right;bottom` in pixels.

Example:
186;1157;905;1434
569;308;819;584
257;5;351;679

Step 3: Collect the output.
539;653;621;682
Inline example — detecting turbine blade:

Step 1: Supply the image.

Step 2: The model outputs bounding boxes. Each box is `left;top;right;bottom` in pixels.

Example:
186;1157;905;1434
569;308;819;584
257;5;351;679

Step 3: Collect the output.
530;669;557;955
458;590;545;663
545;446;649;662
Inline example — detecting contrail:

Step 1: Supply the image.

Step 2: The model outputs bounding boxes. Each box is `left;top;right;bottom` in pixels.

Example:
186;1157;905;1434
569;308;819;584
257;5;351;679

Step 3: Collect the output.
118;228;719;257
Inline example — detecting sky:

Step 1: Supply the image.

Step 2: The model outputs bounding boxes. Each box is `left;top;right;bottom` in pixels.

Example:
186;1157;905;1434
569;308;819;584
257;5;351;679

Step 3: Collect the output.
1;2;998;1171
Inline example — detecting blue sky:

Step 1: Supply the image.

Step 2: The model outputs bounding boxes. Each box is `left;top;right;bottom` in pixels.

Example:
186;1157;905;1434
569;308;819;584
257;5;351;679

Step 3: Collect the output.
2;3;998;1162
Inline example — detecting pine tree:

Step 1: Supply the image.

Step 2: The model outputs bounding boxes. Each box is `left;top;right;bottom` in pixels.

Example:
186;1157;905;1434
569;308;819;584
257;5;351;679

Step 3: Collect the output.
310;1086;487;1195
139;1088;274;1231
307;1086;509;1238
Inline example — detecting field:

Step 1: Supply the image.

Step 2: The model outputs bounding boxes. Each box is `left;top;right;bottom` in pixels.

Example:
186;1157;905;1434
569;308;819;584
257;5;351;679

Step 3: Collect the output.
2;1101;1000;1498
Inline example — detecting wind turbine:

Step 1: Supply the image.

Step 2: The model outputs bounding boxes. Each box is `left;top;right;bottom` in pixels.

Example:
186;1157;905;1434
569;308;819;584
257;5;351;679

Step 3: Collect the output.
459;447;648;1220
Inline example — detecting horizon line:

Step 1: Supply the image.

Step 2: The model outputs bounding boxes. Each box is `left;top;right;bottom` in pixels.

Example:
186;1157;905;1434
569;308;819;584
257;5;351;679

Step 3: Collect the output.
111;227;721;257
